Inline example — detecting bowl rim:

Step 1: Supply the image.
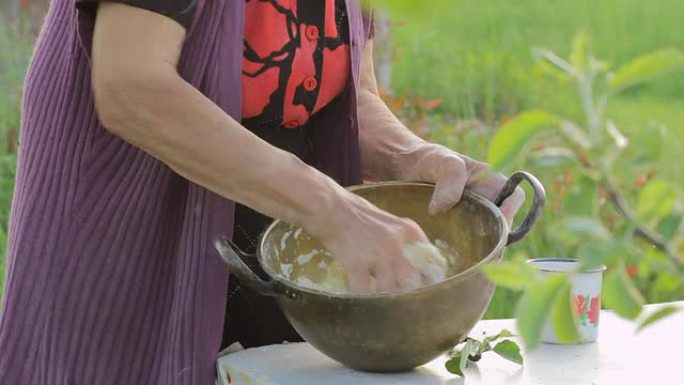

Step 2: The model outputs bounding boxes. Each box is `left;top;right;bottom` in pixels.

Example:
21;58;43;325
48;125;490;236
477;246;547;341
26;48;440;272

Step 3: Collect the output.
257;181;509;299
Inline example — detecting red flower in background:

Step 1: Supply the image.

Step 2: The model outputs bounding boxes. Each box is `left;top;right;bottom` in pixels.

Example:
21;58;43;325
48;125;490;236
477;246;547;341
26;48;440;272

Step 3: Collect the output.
588;296;600;325
626;265;639;277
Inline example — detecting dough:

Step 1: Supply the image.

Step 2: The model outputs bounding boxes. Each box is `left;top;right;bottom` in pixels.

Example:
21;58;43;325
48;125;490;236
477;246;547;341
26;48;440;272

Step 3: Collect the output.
402;242;449;285
274;227;457;294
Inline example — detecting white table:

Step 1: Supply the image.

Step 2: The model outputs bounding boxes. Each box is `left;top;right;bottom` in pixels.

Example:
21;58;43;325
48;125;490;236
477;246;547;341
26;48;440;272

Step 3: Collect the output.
216;302;683;385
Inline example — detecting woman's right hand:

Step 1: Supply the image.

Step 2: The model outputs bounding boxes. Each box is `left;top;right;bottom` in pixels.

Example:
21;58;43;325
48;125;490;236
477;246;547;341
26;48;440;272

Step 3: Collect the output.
307;190;431;294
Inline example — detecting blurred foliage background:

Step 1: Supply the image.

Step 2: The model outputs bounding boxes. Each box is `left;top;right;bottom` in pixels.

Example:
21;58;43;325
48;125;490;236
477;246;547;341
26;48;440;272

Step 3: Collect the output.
372;0;684;335
1;0;682;340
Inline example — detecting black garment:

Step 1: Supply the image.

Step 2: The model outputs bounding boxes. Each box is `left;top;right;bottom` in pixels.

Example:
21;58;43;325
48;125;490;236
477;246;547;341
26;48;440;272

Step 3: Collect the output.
76;0;197;29
221;205;305;349
220;121;313;349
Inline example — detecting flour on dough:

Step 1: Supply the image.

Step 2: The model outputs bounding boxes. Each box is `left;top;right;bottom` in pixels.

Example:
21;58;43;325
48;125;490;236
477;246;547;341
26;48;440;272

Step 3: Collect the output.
402;242;449;285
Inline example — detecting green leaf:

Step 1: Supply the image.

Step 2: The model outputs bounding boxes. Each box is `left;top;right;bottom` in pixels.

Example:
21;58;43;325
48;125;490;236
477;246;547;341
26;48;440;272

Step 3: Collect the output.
576;241;623;270
651;272;681;296
570;31;591;71
445;355;464;376
488;110;561;170
636;180;679;222
529;147;577;168
446;338;482;377
482;329;515;352
630;122;665;163
494;329;514;339
533;57;571;81
532;48;575;75
481;260;537;291
603;265;645;320
609;48;684;93
559;216;612;242
493;340;524;365
563;176;598;217
516;274;567;349
637;306;681;332
456;339;480;376
462;339;481;359
559;121;592;149
480;339;492;353
550;282;581;344
656;214;682;241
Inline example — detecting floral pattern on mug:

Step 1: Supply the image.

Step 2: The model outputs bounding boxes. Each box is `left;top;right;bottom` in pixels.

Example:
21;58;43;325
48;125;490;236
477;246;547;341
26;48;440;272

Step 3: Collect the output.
575;294;600;327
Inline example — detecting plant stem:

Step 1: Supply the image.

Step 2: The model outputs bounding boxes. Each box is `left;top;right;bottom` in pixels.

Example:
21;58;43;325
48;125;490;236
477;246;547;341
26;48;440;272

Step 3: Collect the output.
574;152;681;268
577;75;601;142
603;176;681;268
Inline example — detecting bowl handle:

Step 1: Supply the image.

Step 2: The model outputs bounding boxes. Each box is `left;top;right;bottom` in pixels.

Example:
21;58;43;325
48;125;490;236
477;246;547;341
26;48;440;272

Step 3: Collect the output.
493;171;546;245
214;236;280;297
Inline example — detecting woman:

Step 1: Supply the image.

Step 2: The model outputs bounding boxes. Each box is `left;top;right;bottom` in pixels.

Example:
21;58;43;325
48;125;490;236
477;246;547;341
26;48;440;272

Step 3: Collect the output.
0;1;524;384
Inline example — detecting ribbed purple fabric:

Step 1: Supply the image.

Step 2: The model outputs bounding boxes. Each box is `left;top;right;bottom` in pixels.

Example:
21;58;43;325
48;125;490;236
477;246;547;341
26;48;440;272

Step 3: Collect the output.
0;1;368;384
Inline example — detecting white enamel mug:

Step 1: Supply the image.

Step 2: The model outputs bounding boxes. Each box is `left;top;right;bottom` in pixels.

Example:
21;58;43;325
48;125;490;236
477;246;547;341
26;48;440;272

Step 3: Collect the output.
527;258;606;344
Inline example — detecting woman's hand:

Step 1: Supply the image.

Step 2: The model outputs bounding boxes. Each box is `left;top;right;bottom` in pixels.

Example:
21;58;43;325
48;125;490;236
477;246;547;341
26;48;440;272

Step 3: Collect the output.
356;40;524;226
395;142;525;226
306;190;432;294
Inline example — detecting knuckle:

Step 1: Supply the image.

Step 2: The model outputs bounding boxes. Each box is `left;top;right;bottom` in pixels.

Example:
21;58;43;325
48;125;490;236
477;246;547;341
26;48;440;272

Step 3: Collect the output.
433;155;466;180
446;156;467;175
402;218;423;237
469;159;489;173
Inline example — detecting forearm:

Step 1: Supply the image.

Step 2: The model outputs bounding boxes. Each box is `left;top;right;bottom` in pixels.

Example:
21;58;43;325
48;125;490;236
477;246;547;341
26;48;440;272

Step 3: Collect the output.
357;88;431;180
356;38;454;181
95;69;344;233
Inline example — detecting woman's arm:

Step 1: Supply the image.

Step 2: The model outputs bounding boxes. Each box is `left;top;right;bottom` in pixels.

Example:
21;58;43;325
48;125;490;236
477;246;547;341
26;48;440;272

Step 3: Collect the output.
93;3;340;232
92;3;425;293
357;40;524;222
357;41;427;180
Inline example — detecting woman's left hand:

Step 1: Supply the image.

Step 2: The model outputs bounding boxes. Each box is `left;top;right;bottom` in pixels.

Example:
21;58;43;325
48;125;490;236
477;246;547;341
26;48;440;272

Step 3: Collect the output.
395;143;525;226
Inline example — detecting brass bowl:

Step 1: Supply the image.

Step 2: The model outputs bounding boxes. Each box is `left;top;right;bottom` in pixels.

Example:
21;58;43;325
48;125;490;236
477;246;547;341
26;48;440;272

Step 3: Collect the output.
216;172;545;372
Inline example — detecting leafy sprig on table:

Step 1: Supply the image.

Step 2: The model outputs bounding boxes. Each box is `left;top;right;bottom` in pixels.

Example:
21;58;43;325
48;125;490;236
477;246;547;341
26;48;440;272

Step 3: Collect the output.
445;329;522;377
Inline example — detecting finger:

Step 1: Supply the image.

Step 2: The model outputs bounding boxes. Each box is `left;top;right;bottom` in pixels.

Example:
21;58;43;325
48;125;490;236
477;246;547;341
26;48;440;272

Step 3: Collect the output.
373;260;398;293
346;265;373;294
429;157;468;215
402;218;430;243
466;170;502;202
393;256;422;292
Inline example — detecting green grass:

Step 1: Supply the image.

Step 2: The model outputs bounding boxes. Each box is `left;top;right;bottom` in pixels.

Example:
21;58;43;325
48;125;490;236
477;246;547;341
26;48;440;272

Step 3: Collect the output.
388;0;684;119
0;20;30;301
608;97;684;184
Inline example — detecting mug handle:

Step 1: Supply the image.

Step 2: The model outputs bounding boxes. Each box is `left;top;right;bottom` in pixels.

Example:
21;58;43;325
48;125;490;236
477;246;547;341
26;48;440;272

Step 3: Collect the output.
214;236;280;297
493;171;546;245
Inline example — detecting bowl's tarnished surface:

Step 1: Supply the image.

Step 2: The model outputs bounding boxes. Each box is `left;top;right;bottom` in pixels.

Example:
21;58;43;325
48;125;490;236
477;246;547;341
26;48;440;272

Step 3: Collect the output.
257;183;507;371
262;184;502;289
